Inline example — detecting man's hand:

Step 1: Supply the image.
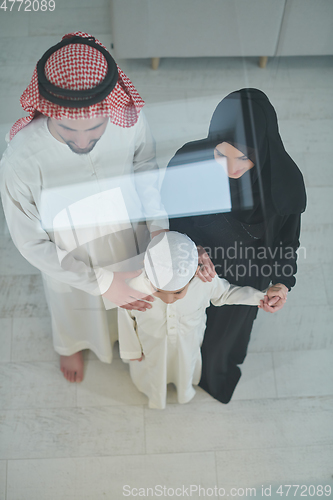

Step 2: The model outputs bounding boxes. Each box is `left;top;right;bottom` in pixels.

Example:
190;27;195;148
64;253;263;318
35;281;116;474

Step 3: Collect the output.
150;229;169;239
102;271;154;312
197;246;216;282
130;354;145;362
259;283;288;313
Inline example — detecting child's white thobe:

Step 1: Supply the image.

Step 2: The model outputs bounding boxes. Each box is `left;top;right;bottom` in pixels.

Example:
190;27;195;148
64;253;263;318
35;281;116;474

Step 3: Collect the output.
118;272;265;409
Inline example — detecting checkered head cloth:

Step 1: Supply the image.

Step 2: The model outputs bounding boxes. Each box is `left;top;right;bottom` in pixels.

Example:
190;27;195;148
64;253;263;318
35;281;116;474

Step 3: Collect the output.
9;31;145;141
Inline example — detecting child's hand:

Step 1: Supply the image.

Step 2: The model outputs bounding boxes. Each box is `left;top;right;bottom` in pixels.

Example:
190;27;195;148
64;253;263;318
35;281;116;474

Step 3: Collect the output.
259;283;288;313
130;354;145;362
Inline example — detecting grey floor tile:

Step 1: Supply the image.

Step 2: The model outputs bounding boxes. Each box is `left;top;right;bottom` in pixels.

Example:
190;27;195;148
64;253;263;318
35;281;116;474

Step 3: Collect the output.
232;353;277;400
0;11;29;38
76;359;148;407
0;405;144;459
322;263;333;306
0;124;11;159
280;120;333;155
299;224;333;264
11;316;56;362
284;263;327;306
0;318;12;362
0;361;76;410
7;452;216;500
0;36;62;67
28;7;111;37
0;95;27;125
250;305;333;352
1;11;333;494
286;56;333;89
302;187;333;227
0;461;6;500
0;236;39;276
302;152;333;187
0;274;49;318
216;446;333;493
145;397;333;454
274;350;333;398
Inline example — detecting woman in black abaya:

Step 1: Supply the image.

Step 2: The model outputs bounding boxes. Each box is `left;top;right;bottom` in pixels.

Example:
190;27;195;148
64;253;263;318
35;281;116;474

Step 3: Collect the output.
164;89;306;404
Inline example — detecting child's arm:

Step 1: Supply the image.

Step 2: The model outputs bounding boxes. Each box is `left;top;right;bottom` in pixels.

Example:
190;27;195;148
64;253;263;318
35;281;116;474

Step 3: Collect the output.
117;308;144;361
210;277;265;307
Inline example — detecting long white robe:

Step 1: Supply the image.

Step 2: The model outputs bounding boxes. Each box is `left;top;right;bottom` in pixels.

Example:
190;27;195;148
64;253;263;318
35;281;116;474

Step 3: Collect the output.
118;273;265;409
0;113;168;362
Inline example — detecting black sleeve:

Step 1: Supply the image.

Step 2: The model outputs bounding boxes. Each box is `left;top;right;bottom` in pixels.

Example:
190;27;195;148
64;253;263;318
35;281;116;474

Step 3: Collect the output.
270;214;301;291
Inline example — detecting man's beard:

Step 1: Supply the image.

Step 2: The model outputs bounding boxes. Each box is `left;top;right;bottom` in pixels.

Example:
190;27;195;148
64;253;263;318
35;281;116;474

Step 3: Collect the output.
66;139;99;155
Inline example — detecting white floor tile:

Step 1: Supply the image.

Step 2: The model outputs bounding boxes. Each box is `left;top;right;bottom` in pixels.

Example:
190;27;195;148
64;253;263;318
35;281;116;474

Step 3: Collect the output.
302;152;333;187
0;95;28;125
322;263;333;306
28;7;111;37
0;405;145;459
0;318;12;362
0;11;29;38
281;262;327;306
145;397;333;454
279;120;333;154
0;7;332;489
11;316;56;362
232;353;277;400
0;236;39;275
0;36;61;67
7;452;217;500
302;187;333;227
274;350;333;398
273;88;333;121
0;127;10;164
76;359;148;407
0;64;37;98
0;461;6;500
250;305;333;352
299;224;333;264
0;274;49;318
0;361;76;410
216;446;333;491
286;56;333;89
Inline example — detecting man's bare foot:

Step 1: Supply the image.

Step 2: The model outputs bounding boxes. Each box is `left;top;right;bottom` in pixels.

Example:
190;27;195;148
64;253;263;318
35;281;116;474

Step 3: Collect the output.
60;352;84;382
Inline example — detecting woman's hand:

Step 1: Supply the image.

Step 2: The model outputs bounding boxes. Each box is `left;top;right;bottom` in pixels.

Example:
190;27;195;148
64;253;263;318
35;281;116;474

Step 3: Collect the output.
259;283;288;313
197;246;216;282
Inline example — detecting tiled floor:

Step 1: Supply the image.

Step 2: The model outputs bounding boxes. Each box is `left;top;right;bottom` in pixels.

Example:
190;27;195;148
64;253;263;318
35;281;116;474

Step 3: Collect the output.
0;4;333;500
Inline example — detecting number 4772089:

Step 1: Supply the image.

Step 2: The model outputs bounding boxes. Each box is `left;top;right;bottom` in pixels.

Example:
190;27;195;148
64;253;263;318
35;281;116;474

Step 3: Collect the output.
0;0;55;11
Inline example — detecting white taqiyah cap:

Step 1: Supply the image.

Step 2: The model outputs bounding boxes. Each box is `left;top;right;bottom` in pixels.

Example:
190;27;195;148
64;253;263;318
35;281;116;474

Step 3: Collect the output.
144;231;198;291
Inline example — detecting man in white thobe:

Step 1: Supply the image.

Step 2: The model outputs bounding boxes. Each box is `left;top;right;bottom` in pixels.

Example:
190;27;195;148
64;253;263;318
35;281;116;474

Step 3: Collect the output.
0;32;169;382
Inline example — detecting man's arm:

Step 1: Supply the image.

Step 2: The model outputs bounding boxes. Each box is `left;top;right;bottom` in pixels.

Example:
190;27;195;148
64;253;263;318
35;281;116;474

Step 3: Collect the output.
1;165;154;309
132;112;169;234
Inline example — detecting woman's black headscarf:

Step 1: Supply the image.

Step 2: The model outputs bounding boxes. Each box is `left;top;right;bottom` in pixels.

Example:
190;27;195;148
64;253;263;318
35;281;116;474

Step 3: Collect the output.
208;88;306;220
166;88;306;225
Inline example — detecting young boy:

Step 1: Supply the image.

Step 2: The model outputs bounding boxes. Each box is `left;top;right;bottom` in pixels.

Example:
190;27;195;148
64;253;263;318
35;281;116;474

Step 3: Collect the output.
117;231;286;409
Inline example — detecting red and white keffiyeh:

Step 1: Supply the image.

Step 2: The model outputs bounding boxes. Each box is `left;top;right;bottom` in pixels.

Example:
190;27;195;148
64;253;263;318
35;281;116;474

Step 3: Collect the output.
9;31;144;141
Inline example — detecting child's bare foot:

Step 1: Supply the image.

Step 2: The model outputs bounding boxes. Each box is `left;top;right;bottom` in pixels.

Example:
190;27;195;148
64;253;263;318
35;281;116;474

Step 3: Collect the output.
60;352;84;382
